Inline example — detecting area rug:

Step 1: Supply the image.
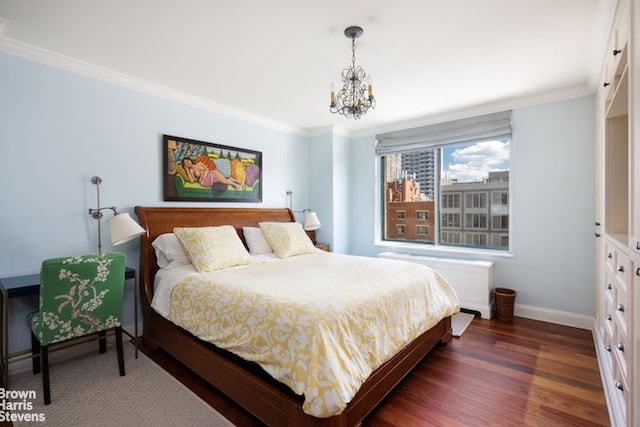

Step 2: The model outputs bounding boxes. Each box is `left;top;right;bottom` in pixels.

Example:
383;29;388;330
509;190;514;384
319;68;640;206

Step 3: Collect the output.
7;342;234;427
451;312;475;338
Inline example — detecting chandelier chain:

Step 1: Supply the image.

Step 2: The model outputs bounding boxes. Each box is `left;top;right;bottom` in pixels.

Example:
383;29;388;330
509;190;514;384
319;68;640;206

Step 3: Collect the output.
352;38;356;69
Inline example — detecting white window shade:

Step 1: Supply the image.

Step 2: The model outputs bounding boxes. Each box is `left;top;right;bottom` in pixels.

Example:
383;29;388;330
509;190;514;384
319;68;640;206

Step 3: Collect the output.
375;110;512;155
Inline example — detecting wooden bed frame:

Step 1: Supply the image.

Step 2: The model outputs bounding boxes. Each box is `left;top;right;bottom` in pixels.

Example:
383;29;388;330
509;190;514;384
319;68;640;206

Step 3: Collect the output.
135;206;452;427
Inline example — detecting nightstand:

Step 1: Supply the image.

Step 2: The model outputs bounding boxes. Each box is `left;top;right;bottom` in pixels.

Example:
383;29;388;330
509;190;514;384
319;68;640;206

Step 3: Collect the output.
315;244;330;252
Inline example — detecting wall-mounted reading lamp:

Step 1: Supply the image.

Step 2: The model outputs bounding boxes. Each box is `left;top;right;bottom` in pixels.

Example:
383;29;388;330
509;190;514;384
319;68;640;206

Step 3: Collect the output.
88;176;145;254
286;190;321;231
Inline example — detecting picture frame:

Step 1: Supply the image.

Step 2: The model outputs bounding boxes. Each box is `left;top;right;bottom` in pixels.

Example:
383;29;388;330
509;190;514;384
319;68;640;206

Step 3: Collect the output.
163;134;262;202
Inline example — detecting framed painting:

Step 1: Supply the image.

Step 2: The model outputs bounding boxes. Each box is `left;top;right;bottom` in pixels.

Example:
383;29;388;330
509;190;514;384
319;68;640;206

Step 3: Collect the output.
163;134;262;202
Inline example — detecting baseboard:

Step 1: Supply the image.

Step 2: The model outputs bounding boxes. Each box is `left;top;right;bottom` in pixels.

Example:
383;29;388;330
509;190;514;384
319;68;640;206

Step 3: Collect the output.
461;301;492;319
513;303;594;330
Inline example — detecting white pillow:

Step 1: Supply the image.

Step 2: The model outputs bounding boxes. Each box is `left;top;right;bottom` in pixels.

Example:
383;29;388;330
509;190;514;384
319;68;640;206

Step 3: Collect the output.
174;225;252;273
151;233;190;268
243;227;273;255
258;222;316;258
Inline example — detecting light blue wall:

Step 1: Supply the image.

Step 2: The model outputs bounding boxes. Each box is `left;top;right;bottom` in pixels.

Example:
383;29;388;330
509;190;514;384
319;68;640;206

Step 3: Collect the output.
308;134;333;248
308;133;351;253
0;50;596;355
347;95;596;316
505;97;595;314
0;52;310;352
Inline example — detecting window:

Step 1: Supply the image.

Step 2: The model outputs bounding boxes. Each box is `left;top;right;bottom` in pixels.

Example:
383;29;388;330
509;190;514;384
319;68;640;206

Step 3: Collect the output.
377;111;511;252
491;191;509;230
442;193;460;209
441;231;462;245
441;213;460;228
465;192;487;209
465;213;487;229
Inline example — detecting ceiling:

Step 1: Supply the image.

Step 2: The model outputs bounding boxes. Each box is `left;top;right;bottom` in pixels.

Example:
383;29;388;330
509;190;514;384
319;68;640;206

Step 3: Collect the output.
0;0;610;136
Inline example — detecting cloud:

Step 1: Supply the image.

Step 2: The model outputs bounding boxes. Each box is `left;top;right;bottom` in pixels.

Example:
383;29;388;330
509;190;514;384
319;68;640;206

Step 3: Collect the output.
444;140;509;182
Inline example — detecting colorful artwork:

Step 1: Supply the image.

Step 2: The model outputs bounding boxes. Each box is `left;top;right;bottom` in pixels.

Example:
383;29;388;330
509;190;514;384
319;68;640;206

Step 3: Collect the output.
163;135;262;202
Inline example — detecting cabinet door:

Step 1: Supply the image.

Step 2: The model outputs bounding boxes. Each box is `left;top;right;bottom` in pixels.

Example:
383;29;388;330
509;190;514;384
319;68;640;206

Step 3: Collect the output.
630;254;639;426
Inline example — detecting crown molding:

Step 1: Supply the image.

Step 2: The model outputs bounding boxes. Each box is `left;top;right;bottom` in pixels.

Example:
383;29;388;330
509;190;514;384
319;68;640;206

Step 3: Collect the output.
348;84;594;139
0;36;598;141
0;37;310;136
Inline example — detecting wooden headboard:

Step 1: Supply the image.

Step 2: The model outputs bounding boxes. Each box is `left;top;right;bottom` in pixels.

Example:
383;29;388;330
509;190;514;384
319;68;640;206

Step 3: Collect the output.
134;206;295;305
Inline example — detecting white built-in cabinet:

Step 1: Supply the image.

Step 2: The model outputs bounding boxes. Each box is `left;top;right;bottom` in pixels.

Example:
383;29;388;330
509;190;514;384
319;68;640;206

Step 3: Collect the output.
595;0;639;425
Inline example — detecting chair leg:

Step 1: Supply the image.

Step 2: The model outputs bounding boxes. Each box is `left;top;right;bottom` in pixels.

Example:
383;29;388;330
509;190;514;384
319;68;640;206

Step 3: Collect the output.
42;345;51;405
30;332;41;375
115;327;125;376
98;330;107;354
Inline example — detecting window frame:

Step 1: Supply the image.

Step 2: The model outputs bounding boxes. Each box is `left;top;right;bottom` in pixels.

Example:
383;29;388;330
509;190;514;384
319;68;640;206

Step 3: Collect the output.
374;111;514;257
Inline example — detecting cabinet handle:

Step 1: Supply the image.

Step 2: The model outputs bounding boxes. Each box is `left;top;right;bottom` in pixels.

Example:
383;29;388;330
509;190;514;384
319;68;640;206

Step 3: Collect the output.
595;221;601;226
615;381;624;391
606;314;612;321
604;82;611;88
636;241;640;251
617;304;625;312
636;267;640;276
616;343;625;352
617;265;625;272
607;252;613;259
595;233;601;237
613;49;621;56
606;344;612;352
606;283;612;290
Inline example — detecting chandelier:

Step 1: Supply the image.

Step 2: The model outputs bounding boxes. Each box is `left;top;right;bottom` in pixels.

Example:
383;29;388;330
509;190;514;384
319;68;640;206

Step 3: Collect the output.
329;26;375;120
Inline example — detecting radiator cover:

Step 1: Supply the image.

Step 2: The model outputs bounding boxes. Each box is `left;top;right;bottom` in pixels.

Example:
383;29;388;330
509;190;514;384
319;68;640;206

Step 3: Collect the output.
378;252;494;319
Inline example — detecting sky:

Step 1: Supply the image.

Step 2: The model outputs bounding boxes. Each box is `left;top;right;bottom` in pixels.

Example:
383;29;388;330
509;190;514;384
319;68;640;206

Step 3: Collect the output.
442;140;510;183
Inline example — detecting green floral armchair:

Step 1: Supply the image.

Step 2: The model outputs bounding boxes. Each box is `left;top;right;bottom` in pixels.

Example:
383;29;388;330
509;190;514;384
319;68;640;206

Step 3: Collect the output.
28;253;127;405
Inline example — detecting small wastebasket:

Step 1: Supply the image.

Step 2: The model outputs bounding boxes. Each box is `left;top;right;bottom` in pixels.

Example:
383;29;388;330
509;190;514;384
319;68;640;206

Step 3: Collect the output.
493;287;516;322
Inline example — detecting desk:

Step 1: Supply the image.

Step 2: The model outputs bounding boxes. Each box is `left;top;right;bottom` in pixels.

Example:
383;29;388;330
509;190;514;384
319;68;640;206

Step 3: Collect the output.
0;267;137;387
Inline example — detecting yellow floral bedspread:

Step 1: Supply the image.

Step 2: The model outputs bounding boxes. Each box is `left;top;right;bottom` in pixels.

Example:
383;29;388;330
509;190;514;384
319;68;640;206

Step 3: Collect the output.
167;252;459;417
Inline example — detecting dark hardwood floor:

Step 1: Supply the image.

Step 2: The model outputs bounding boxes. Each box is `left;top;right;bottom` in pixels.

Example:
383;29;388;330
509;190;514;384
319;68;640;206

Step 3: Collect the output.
140;316;610;426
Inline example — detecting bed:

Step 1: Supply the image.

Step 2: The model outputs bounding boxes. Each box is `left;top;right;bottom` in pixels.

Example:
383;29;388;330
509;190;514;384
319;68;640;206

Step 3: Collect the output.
135;206;458;427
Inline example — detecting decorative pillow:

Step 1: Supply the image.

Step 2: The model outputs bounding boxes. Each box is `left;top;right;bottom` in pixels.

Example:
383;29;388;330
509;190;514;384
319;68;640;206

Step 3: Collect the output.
151;233;190;268
174;226;252;272
242;227;273;255
196;154;216;171
231;159;245;184
213;158;231;177
173;163;189;181
259;222;316;258
245;164;260;186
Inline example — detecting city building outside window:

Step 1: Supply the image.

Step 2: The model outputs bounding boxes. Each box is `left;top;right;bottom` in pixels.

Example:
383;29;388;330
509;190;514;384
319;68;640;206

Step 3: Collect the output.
376;111;511;252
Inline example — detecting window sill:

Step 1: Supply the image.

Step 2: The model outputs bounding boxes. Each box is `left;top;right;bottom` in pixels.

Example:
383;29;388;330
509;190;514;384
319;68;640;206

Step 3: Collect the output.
374;239;514;260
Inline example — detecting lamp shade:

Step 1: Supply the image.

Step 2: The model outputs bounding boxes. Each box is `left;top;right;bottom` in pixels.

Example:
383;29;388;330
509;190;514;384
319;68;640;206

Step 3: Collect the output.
108;213;145;246
303;212;321;231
